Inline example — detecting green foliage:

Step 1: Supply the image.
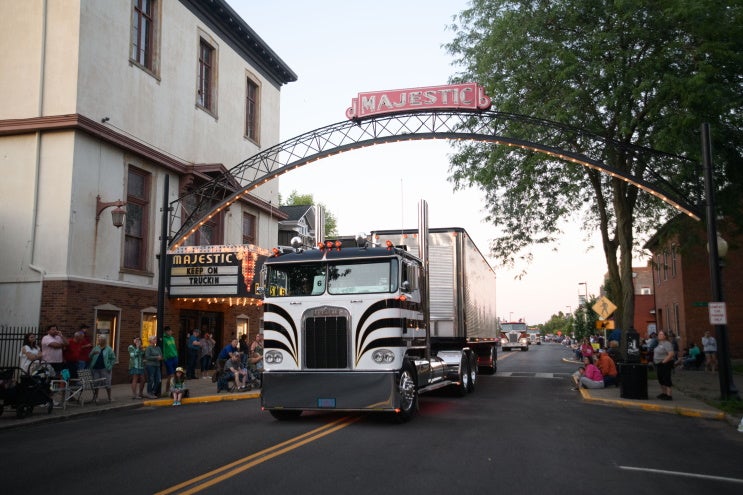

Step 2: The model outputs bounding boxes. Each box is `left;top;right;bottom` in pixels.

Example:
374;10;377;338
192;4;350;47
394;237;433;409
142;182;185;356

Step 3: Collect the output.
282;190;338;236
446;0;743;329
541;311;572;336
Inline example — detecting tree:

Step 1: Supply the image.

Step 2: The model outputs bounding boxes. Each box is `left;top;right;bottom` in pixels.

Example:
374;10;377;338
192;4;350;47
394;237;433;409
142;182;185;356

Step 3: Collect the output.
446;0;743;352
282;190;338;236
542;311;572;337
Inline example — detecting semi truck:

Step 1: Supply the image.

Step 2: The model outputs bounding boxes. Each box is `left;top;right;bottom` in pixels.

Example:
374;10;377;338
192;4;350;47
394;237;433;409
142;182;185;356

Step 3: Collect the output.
259;201;498;422
500;321;529;351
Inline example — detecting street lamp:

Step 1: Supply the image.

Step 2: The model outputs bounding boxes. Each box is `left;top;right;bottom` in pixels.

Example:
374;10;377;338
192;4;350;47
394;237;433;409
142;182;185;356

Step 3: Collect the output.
96;195;127;228
578;282;588;304
701;123;739;401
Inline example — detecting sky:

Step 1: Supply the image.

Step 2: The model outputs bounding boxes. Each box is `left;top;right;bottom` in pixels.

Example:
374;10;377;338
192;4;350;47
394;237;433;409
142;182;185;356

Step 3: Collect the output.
227;0;613;324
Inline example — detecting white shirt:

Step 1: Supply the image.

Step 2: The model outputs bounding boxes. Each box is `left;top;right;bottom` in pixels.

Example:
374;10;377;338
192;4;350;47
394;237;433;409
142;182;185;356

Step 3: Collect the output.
702;335;717;353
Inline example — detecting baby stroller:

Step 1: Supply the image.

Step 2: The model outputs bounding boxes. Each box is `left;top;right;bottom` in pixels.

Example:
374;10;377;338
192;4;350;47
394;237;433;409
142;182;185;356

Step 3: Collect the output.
0;363;54;419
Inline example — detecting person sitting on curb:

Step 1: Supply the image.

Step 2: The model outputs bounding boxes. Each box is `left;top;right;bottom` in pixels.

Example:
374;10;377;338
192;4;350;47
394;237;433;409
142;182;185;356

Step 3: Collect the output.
218;353;250;392
595;349;618;387
572;355;604;390
170;367;187;406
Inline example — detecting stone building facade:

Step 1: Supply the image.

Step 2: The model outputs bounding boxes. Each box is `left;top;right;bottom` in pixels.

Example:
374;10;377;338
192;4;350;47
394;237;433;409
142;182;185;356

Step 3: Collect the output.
0;0;297;382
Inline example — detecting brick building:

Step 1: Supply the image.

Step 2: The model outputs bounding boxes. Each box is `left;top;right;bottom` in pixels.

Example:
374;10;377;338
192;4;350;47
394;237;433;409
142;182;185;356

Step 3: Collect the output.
0;1;296;382
645;215;741;358
632;265;656;337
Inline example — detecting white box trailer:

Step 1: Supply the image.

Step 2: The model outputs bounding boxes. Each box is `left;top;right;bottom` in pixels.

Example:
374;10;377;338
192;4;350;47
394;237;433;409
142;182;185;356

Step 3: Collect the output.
371;227;499;373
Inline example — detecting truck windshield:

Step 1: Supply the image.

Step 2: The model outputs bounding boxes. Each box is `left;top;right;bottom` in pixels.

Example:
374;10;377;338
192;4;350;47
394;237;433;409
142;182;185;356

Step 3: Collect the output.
266;259;398;297
501;323;527;332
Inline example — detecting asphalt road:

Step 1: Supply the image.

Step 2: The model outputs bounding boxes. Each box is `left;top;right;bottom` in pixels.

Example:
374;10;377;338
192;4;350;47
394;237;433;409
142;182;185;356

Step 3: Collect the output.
2;343;742;494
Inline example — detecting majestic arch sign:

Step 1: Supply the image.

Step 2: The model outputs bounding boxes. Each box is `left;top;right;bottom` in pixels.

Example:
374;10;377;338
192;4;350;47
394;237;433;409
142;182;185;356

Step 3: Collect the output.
167;83;701;250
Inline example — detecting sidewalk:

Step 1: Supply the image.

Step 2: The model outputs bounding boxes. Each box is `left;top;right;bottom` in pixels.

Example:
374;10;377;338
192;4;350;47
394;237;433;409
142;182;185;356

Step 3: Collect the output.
562;356;743;427
0;373;260;431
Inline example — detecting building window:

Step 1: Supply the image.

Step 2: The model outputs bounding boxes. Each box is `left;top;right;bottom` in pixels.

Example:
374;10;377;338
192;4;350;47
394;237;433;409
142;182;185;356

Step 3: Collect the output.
246;77;260;142
197;38;216;112
124;167;150;270
655;254;662;285
671;245;677;278
184;216;218;246
130;0;158;72
181;196;222;247
662;251;668;281
243;212;256;245
673;303;680;334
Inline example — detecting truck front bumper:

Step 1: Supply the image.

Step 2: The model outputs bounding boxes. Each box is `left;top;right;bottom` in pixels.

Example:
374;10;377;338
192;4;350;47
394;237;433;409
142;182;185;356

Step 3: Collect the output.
261;371;399;412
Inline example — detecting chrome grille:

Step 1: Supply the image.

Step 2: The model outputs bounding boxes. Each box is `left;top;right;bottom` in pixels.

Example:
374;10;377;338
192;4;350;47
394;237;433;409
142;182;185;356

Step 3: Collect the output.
305;317;348;369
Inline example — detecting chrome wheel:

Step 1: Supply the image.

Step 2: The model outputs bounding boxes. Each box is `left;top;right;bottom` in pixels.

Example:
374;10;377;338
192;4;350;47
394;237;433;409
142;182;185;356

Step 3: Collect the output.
396;363;418;422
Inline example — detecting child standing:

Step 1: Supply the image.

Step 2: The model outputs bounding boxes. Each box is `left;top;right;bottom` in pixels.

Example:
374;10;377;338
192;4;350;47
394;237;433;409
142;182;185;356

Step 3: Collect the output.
170;367;187;406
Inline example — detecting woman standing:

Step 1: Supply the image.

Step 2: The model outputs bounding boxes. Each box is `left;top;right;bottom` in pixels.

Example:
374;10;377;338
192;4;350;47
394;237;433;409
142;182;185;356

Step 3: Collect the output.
199;332;215;380
701;330;718;372
653;330;675;401
144;335;163;398
19;332;43;373
128;337;145;399
89;336;116;403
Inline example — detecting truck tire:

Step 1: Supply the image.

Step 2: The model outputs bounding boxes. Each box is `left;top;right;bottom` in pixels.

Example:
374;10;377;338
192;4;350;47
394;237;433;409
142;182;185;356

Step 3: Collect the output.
481;345;497;375
269;409;303;421
456;355;469;397
395;362;418;423
467;351;477;393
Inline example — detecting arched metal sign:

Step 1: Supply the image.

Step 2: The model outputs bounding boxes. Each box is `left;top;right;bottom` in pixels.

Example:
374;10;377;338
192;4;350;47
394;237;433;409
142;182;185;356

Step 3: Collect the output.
168;88;701;250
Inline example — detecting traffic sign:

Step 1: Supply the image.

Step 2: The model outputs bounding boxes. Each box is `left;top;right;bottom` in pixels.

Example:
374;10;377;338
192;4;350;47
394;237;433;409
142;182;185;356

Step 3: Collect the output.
592;296;617;320
596;320;615;330
709;302;727;325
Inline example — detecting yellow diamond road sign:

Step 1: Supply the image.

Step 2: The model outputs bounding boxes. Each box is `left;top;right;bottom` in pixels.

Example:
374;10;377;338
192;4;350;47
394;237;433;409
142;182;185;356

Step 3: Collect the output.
592;296;617;320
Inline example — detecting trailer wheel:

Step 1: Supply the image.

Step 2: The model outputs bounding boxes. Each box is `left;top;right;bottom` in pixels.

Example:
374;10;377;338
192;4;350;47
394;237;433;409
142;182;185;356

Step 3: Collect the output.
269;409;302;421
481;345;497;375
396;362;418;423
456;355;469;397
467;351;477;393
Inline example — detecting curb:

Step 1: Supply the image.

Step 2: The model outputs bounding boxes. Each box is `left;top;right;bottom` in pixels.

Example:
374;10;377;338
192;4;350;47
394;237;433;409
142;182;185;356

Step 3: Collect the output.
142;390;260;407
579;388;727;420
564;357;727;421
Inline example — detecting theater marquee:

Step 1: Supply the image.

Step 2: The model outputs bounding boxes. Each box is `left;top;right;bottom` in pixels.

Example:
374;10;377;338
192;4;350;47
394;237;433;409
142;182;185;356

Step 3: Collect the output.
167;245;267;298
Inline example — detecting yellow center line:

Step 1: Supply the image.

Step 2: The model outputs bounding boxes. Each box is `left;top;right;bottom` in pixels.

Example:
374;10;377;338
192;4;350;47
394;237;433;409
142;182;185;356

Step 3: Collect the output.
155;415;361;495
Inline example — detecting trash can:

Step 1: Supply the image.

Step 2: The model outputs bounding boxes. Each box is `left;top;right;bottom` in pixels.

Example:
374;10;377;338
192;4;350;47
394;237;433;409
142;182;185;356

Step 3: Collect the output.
619;362;648;400
625;327;641;363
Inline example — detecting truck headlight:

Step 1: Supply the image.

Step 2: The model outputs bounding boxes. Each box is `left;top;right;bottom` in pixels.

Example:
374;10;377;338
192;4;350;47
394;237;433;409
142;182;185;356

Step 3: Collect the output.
372;349;395;364
265;350;283;364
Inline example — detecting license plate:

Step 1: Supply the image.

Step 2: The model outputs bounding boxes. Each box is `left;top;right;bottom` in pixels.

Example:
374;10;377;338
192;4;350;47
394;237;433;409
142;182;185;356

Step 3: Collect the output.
317;398;336;408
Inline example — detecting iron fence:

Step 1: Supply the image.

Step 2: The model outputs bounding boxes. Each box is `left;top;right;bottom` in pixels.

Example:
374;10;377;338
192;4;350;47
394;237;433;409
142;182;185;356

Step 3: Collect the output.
0;325;38;368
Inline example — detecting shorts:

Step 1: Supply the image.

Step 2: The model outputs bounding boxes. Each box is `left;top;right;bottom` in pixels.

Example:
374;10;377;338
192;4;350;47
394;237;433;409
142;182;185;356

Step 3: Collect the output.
655;361;673;387
91;368;112;387
164;357;178;375
129;367;144;376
